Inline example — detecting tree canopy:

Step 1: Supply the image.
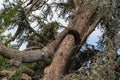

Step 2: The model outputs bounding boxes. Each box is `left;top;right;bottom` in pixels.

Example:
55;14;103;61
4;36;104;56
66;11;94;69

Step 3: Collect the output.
0;0;120;80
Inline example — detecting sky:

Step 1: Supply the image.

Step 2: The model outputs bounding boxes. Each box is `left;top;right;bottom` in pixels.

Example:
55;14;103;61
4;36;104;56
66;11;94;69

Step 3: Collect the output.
0;0;103;50
0;1;3;8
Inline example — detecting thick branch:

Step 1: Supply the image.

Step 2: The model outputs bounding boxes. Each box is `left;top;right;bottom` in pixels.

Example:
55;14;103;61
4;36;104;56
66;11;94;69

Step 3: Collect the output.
43;2;103;80
0;27;71;66
0;44;52;66
73;0;81;11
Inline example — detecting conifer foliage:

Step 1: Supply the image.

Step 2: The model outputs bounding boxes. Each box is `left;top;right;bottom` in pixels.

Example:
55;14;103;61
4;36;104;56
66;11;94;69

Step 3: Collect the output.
0;0;120;80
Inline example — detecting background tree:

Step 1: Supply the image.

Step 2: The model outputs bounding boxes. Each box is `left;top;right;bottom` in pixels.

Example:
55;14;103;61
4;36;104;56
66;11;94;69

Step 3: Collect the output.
0;0;120;80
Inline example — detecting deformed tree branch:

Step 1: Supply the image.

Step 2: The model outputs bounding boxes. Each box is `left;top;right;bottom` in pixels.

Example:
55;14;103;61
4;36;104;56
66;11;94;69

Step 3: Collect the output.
0;27;70;67
42;4;103;80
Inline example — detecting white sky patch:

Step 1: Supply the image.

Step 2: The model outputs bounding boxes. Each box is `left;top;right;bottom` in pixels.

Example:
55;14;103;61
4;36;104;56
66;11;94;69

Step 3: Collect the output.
3;26;18;36
87;27;103;47
19;42;28;50
118;49;120;55
0;0;3;9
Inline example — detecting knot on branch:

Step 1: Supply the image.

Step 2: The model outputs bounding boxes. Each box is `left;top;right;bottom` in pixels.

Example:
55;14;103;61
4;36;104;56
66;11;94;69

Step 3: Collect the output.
10;57;23;67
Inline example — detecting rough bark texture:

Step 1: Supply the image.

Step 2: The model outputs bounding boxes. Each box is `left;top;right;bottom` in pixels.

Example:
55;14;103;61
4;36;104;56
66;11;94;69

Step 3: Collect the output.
0;0;105;80
0;27;74;67
0;29;69;67
43;1;102;80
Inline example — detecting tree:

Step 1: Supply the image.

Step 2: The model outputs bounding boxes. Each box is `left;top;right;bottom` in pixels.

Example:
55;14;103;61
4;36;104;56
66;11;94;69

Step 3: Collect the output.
0;0;120;80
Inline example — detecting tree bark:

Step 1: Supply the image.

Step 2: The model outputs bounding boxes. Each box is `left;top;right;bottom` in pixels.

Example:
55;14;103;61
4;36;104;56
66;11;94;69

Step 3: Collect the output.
0;24;75;67
43;1;103;80
0;0;104;80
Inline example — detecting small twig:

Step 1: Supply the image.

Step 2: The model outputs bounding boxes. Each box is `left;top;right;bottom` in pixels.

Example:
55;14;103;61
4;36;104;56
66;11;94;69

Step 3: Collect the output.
24;46;43;51
25;0;40;15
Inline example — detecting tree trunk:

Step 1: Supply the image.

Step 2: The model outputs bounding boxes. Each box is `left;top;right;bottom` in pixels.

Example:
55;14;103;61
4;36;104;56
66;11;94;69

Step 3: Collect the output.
43;1;103;80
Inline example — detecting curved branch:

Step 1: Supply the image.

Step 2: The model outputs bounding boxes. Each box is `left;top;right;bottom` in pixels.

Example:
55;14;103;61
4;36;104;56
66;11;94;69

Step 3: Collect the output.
0;27;69;67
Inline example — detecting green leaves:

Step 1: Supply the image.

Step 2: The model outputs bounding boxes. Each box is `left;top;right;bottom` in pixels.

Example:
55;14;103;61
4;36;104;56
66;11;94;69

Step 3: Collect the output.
40;21;59;41
0;0;24;45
